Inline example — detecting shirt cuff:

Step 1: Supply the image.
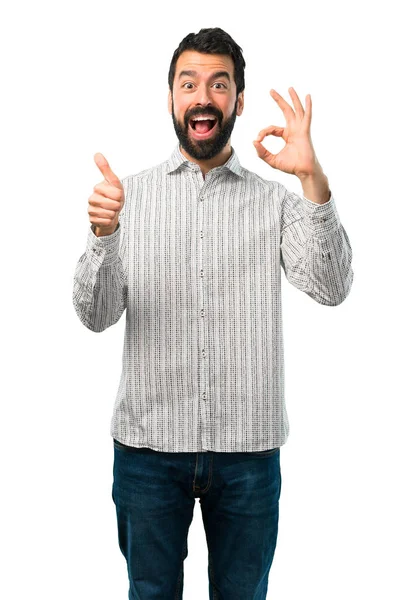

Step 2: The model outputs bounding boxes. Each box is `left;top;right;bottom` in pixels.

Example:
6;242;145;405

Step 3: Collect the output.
300;191;341;238
86;222;121;267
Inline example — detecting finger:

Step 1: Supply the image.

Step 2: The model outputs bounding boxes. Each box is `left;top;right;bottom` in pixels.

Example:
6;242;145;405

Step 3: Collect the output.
303;93;312;131
254;125;284;142
270;89;295;123
90;192;121;211
88;203;118;220
93;181;123;200
94;153;122;188
252;139;277;165
288;87;305;119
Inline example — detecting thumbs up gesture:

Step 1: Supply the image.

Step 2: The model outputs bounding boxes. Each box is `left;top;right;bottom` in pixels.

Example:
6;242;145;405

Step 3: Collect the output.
89;153;125;237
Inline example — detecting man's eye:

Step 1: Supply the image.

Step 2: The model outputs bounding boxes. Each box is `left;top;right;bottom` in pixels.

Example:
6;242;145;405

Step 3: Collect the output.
182;82;227;89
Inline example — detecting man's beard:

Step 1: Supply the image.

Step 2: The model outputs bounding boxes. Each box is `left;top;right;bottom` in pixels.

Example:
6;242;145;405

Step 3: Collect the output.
171;97;238;160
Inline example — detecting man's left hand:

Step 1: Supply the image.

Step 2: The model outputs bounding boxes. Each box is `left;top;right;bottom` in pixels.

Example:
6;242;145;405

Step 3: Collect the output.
253;87;322;179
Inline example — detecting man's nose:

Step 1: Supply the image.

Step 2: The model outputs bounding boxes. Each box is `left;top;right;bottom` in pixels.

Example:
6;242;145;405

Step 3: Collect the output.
195;83;214;106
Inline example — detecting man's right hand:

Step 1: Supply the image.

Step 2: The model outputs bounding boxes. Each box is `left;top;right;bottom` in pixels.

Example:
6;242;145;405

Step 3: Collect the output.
89;153;125;236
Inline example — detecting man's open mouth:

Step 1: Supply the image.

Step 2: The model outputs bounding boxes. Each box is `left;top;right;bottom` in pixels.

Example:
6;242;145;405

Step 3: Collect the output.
189;116;218;139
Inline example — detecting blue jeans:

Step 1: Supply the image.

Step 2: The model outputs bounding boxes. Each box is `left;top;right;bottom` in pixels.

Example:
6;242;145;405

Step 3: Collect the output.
112;439;282;599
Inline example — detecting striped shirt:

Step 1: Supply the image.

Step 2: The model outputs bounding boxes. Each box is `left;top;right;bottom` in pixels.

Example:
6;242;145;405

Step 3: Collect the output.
73;142;354;452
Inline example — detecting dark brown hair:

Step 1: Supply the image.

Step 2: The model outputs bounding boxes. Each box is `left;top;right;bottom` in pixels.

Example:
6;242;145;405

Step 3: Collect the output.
168;27;246;99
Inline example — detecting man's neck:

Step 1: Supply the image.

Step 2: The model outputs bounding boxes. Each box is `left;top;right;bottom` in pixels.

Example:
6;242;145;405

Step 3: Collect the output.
179;144;232;178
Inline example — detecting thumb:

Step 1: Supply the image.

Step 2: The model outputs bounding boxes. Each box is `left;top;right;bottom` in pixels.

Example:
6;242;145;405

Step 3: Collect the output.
253;140;276;166
94;152;122;188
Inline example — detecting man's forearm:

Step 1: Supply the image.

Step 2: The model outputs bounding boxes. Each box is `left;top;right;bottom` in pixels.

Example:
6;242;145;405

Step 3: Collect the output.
298;166;331;205
94;222;119;237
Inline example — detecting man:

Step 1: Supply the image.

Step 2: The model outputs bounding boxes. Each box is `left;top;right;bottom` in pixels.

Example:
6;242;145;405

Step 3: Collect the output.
73;27;353;600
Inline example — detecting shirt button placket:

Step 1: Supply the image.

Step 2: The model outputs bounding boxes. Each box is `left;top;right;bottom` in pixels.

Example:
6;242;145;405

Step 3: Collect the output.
197;176;210;450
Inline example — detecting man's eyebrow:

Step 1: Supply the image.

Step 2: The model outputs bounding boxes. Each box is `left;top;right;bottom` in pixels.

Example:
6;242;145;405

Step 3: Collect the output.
178;70;231;82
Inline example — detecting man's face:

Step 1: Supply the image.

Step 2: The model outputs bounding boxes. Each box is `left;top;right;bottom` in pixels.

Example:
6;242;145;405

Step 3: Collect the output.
168;50;244;160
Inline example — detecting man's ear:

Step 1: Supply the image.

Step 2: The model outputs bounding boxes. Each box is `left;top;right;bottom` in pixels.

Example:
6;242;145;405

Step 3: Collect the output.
237;91;244;116
168;89;172;115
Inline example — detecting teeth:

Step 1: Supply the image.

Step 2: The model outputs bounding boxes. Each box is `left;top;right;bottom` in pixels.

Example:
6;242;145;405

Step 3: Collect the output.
192;116;216;121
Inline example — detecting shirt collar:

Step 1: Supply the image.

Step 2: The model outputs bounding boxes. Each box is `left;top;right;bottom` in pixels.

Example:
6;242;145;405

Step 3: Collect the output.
166;142;245;179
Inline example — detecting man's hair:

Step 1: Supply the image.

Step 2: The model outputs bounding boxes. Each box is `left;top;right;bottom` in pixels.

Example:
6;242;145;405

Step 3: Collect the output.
168;28;246;99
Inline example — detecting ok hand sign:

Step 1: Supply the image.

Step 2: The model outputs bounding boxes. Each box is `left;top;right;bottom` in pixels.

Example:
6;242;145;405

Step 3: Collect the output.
253;87;321;179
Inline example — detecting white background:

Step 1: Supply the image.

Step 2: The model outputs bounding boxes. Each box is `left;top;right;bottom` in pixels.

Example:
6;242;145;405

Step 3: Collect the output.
1;0;399;598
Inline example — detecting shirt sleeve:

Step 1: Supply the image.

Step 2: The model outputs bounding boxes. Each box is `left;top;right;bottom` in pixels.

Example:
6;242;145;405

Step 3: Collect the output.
72;183;128;332
280;187;354;306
